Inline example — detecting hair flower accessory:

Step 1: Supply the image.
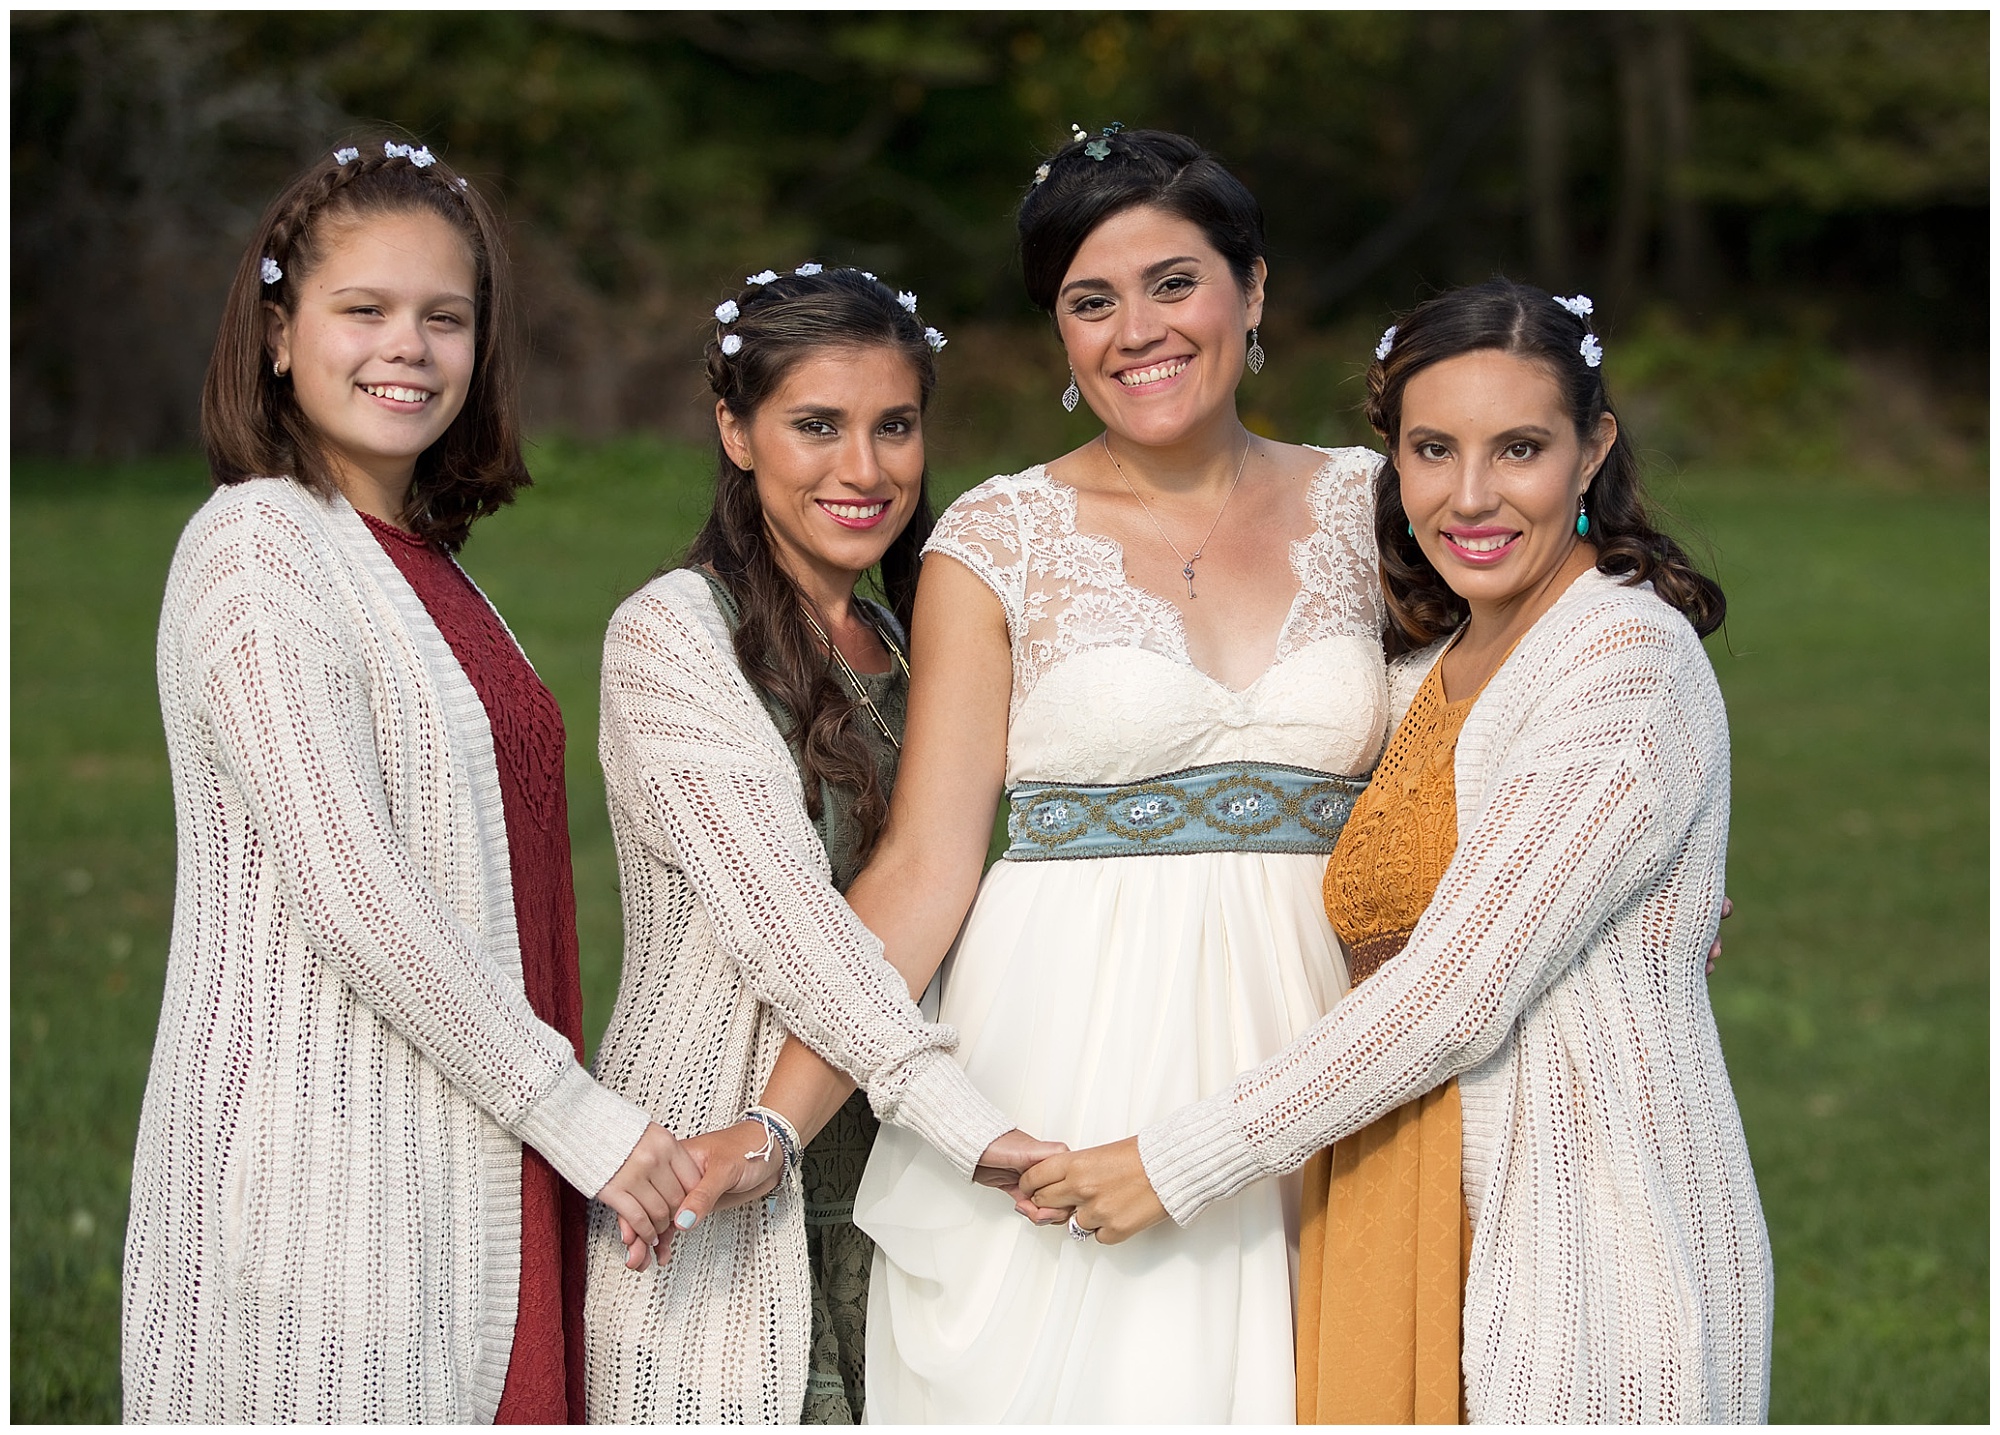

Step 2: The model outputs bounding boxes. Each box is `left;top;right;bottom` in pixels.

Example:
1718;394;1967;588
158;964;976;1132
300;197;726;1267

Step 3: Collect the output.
861;270;877;280
746;269;778;286
795;262;823;276
896;291;918;313
714;299;740;324
924;327;948;353
1374;325;1397;361
1070;123;1089;144
1033;162;1052;185
720;334;743;356
381;141;435;167
1554;293;1594;320
1580;333;1604;368
332;147;360;164
260;257;283;286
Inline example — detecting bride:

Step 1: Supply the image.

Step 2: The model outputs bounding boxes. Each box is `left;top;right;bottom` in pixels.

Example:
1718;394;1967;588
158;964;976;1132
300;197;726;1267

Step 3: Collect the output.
838;127;1390;1421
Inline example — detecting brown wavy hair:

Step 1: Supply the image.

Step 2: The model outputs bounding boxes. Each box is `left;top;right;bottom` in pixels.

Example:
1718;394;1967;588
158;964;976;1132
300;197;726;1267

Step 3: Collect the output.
201;137;527;551
685;267;940;860
1366;279;1725;653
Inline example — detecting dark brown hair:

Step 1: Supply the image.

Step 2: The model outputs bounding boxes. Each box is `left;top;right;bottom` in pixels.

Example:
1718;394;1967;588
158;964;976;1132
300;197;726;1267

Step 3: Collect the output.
1366;278;1725;651
1017;127;1266;313
201;138;528;551
685;267;939;860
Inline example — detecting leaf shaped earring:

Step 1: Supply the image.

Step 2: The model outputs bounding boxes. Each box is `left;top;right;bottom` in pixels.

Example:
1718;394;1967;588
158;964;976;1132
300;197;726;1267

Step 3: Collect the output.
1246;327;1265;375
1061;370;1081;413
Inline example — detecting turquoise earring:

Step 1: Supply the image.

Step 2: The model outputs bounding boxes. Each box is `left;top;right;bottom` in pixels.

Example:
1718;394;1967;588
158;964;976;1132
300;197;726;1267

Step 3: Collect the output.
1406;523;1415;537
1576;499;1591;538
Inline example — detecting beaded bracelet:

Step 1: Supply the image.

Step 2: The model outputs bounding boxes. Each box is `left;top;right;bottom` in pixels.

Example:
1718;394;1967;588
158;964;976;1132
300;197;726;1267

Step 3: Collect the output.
743;1105;803;1184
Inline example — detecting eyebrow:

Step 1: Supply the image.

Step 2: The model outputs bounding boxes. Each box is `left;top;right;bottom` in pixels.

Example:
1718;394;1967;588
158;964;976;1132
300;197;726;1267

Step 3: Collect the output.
1405;423;1557;443
326;285;476;307
1059;255;1203;299
782;402;921;422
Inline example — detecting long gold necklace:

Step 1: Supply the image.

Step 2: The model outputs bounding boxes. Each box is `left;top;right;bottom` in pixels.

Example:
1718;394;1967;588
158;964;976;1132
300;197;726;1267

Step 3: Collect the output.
1100;432;1251;599
799;601;909;750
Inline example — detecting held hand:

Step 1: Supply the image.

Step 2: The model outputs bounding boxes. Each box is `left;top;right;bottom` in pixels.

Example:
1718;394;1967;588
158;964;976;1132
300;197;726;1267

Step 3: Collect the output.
1019;1136;1168;1246
1707;896;1734;977
597;1123;705;1271
974;1128;1071;1224
669;1121;787;1234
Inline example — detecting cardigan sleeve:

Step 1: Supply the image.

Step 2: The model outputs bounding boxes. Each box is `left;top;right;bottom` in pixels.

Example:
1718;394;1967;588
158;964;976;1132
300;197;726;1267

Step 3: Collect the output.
1139;605;1713;1223
178;497;650;1198
598;581;1013;1175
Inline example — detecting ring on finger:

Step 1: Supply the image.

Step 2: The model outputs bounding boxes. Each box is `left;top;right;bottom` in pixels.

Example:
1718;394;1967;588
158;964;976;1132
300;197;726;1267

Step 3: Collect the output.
1067;1215;1095;1242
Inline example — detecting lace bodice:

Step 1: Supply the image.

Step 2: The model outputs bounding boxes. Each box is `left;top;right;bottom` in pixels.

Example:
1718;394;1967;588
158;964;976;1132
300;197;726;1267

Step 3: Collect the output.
925;447;1390;786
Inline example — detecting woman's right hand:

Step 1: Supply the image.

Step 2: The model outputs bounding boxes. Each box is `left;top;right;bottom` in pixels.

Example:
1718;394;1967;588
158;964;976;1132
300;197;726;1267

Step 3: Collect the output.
975;1128;1072;1224
657;1121;788;1235
597;1123;705;1271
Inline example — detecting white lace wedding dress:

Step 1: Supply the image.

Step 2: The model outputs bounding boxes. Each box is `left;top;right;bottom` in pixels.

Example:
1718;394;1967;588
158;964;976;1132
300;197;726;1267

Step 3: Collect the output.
854;447;1390;1423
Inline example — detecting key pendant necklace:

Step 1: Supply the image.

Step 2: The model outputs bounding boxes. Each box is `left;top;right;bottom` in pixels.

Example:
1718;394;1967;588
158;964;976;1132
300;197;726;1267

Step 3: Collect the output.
799;601;909;750
1101;432;1251;599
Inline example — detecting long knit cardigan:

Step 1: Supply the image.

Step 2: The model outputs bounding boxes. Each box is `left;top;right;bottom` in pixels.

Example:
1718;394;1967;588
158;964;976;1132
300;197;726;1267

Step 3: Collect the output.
1140;570;1774;1423
126;478;654;1423
583;568;1014;1424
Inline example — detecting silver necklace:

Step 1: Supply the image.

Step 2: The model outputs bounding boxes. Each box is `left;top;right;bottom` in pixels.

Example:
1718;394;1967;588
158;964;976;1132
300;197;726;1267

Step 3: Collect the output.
798;601;909;750
1100;432;1251;600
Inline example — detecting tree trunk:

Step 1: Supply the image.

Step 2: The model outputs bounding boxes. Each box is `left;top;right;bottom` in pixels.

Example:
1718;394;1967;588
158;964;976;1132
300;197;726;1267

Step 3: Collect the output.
1605;16;1654;314
1656;14;1709;307
1521;13;1569;283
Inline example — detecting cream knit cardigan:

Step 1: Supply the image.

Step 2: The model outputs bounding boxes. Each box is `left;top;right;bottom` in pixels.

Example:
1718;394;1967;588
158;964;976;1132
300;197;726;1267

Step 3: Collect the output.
1140;570;1774;1423
582;569;1014;1424
126;478;654;1423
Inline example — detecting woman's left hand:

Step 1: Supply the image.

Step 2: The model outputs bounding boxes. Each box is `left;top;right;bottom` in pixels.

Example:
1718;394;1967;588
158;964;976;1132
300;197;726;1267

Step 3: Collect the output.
1018;1137;1169;1245
620;1121;783;1249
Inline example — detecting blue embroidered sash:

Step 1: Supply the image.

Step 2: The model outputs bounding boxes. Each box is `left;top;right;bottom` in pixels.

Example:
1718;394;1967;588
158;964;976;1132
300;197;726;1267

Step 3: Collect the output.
1002;761;1368;862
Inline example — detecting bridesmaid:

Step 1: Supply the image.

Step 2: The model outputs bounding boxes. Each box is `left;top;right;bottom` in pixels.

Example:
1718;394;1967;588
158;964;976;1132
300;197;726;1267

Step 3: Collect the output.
582;265;1053;1424
126;139;694;1424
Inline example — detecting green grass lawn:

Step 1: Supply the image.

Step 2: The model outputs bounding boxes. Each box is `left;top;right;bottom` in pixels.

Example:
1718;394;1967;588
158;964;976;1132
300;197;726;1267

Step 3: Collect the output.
11;441;1987;1421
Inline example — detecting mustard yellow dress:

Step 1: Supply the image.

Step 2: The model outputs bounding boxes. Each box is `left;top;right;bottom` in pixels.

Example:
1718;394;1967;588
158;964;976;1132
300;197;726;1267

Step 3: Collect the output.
1298;660;1475;1424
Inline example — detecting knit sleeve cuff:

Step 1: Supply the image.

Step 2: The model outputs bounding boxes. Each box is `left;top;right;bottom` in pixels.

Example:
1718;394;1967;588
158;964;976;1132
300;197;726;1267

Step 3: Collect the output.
512;1061;654;1198
871;1048;1014;1178
1137;1091;1271;1226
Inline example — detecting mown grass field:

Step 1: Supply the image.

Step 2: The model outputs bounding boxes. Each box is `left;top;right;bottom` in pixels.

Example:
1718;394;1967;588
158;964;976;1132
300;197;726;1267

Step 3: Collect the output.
11;439;1987;1421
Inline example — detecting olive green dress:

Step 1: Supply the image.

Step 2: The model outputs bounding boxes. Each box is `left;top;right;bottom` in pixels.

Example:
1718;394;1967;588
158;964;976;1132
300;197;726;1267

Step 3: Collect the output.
701;575;904;1424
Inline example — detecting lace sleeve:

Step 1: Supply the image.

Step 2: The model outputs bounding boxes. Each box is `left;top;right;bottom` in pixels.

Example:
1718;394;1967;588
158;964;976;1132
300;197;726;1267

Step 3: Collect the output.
922;476;1027;642
179;498;649;1196
1139;610;1718;1220
1281;447;1388;653
600;580;1012;1173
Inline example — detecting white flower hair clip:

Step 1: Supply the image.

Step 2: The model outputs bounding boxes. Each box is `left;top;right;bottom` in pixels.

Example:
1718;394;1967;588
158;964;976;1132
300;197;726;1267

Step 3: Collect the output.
720;334;743;356
896;291;918;314
1070;123;1089;144
1580;334;1604;368
746;269;779;286
795;262;823;276
714;299;740;324
383;141;436;167
924;327;948;353
1034;162;1052;186
260;257;283;285
861;270;877;280
332;147;360;165
1374;325;1397;361
1554;294;1594;319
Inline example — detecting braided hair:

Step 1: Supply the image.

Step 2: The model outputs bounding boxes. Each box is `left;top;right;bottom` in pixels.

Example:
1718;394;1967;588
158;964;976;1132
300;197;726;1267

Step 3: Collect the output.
201;138;527;550
1366;279;1725;652
684;267;939;861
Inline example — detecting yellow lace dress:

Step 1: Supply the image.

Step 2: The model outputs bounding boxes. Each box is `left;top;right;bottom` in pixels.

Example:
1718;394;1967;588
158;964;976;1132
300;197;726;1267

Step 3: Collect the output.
1297;659;1475;1424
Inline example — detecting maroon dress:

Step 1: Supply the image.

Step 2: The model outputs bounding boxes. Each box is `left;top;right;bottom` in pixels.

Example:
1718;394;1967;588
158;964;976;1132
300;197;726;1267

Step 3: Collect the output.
363;513;588;1423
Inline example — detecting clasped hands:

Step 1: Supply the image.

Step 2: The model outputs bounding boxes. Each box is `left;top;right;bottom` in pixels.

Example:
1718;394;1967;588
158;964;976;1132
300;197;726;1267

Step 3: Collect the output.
596;1122;1099;1271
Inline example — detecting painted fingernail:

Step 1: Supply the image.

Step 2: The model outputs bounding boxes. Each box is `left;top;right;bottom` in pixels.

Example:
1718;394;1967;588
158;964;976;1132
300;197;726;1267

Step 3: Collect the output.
675;1209;698;1230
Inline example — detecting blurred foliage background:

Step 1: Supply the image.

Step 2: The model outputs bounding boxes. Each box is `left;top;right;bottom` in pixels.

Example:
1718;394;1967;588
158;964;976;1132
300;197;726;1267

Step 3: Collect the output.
11;10;1989;478
10;9;1988;1424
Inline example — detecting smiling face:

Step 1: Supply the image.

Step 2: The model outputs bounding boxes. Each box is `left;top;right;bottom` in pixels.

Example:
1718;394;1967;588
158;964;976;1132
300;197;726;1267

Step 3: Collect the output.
1055;204;1265;450
1397;348;1616;618
266;208;477;512
716;344;926;601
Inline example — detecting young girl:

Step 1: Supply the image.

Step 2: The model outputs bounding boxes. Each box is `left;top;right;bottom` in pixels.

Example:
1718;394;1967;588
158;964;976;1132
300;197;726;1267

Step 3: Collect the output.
124;139;696;1423
581;267;1050;1423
